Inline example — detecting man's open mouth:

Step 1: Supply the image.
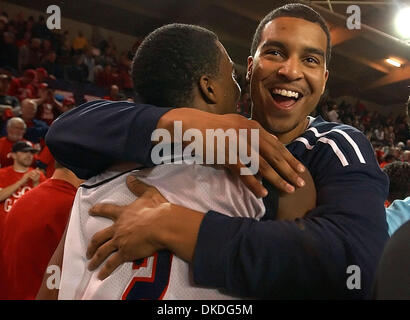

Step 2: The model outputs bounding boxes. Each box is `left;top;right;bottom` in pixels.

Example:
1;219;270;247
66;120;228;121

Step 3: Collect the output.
269;88;303;109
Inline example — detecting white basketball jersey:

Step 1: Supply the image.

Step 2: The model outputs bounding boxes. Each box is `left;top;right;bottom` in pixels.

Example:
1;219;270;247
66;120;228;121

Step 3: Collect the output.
59;163;265;300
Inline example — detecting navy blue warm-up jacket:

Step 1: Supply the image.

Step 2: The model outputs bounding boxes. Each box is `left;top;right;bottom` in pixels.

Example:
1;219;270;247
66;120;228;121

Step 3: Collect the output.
46;100;389;299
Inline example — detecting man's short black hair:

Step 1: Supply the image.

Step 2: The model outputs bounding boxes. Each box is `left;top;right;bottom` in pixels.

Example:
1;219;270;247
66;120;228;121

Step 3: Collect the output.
383;161;410;202
250;3;331;68
132;23;221;107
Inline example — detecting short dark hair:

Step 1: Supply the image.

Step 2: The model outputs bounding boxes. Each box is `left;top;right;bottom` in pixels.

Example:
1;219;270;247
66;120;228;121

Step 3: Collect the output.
132;23;221;107
250;3;331;68
383;161;410;202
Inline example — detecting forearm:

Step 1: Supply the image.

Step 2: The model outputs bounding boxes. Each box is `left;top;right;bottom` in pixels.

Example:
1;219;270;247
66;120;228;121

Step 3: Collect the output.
193;176;388;299
46;100;173;179
156;108;223;140
36;225;66;300
154;204;204;263
0;180;25;201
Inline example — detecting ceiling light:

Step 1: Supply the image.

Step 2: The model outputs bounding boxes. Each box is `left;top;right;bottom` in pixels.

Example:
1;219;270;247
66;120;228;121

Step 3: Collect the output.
385;58;401;68
395;7;410;39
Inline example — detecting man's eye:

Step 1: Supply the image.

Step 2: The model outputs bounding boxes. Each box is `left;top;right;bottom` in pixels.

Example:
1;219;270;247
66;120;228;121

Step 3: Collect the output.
267;50;281;56
305;57;319;64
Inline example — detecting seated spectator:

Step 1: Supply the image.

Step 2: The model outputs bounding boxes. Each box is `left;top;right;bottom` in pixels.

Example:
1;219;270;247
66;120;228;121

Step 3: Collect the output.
327;102;340;123
383;161;410;206
0;141;46;224
16;31;31;49
373;125;385;144
40;52;61;79
0;162;83;299
386;126;396;146
72;30;88;54
95;63;114;88
35;83;63;125
379;154;396;169
103;84;123;101
82;46;96;82
403;150;410;162
32;68;51;96
383;161;410;236
0;117;27;168
7;69;36;102
61;97;75;113
19;98;49;145
0;74;20;126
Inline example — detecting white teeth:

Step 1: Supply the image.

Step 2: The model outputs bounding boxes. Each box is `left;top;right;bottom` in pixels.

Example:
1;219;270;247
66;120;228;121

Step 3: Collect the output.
272;88;299;99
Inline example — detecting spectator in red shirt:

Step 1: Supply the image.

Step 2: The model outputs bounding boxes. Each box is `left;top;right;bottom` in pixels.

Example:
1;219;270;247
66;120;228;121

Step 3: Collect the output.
0;141;46;224
35;145;55;178
0;73;20;127
35;83;63;125
7;69;36;102
95;63;113;88
0;162;83;299
103;84;120;101
61;97;75;113
0;117;27;168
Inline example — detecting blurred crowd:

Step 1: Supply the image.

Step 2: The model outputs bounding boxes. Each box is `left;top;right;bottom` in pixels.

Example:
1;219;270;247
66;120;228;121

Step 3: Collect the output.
0;8;409;181
320;100;410;167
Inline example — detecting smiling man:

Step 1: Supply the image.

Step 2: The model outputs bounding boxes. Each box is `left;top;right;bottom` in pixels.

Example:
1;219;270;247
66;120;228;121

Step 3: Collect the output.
45;4;389;299
247;14;330;143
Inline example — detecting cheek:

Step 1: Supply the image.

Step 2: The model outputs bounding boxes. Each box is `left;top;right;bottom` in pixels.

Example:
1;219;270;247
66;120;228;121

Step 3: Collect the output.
306;72;327;95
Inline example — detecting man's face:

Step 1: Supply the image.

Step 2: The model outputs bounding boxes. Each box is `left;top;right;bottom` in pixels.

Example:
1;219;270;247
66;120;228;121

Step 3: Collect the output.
247;17;329;142
13;151;34;167
213;41;241;114
21;101;37;120
7;122;26;142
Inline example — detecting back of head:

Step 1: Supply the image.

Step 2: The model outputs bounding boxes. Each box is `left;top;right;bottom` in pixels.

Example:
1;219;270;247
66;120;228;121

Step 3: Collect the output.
383;161;410;202
131;23;221;107
250;3;331;67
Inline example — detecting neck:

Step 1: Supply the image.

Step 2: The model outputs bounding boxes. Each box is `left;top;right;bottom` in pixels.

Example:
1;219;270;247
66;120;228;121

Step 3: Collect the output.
51;168;83;188
13;163;29;172
276;117;310;145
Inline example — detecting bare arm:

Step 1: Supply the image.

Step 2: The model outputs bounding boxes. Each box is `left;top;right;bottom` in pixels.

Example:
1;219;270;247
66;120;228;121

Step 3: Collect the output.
36;224;67;300
276;169;317;220
0;173;30;201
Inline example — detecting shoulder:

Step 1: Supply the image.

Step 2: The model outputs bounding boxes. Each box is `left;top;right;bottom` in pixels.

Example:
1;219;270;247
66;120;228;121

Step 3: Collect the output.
290;117;376;168
0;166;13;174
32;118;49;127
0;166;14;183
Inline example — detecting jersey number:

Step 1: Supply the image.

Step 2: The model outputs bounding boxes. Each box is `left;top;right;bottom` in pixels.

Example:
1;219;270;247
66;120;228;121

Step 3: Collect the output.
122;251;173;300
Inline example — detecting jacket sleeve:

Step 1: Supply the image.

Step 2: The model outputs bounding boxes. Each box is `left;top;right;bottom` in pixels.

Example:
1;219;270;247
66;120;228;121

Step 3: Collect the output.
193;133;389;299
45;100;172;179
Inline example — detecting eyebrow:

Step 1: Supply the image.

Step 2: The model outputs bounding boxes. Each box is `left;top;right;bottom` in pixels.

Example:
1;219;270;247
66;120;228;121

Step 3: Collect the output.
261;40;325;59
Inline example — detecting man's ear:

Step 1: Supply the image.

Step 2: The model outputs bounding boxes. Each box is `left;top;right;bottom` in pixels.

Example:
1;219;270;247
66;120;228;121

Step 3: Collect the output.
321;69;329;94
199;75;217;104
246;56;253;82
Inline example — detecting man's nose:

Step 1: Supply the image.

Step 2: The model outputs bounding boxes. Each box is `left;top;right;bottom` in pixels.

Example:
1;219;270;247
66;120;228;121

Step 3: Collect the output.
277;56;303;81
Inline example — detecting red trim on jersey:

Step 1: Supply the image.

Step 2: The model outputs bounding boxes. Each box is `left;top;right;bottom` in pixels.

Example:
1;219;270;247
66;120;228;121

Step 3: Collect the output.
132;257;149;270
121;253;173;300
158;254;173;300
